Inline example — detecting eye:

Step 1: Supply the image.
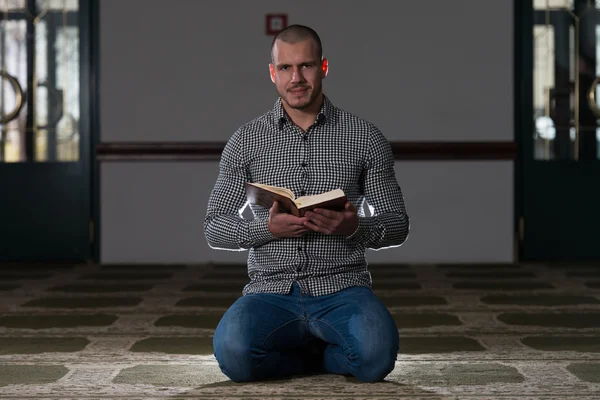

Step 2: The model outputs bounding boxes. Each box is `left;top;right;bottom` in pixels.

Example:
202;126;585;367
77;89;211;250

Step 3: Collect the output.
303;64;312;69
279;65;290;71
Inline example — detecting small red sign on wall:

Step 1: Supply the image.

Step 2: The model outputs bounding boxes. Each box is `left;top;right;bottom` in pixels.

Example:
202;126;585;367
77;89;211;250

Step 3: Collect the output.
266;14;287;35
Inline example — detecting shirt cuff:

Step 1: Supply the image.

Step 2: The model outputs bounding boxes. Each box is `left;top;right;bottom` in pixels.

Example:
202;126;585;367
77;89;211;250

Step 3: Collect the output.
247;218;277;247
346;217;374;242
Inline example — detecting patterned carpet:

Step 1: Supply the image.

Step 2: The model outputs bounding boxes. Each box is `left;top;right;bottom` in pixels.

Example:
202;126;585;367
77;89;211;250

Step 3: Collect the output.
0;262;599;399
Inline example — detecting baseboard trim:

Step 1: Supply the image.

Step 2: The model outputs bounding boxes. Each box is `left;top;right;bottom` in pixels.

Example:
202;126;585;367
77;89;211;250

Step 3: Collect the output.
96;141;517;161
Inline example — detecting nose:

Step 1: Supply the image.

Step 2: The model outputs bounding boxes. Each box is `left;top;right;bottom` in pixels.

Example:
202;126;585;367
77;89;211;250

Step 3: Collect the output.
291;67;305;83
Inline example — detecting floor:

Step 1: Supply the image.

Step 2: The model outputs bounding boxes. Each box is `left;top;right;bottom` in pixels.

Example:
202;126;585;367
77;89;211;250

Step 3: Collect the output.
0;261;599;399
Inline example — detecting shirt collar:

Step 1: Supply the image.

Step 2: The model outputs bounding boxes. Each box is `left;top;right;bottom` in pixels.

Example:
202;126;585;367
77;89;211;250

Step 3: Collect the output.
274;94;336;130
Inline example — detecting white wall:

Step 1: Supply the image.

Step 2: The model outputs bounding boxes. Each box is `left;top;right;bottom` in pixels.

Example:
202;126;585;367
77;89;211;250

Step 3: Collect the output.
100;0;513;142
99;0;515;264
100;161;514;264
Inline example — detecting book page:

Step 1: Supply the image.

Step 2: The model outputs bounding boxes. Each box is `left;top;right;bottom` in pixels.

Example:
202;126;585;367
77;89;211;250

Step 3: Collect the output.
294;189;345;208
247;183;295;199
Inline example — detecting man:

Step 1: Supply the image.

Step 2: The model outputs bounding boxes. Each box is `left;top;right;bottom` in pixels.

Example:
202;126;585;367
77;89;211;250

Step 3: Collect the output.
204;24;409;383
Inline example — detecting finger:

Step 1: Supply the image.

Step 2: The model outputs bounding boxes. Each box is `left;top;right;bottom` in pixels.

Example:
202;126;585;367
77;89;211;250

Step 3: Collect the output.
296;216;311;224
310;208;339;219
307;214;336;231
288;216;310;226
305;210;331;224
303;220;322;232
304;220;331;235
285;216;311;227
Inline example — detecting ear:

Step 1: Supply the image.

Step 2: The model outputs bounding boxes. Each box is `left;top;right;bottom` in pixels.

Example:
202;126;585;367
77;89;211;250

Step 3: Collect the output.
269;64;276;83
321;58;329;78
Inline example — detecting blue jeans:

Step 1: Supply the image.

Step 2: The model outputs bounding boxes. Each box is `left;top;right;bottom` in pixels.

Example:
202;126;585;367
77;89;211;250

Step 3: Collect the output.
213;282;399;382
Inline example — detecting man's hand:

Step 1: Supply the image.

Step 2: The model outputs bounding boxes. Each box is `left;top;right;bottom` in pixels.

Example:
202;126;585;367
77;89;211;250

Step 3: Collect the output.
267;201;311;238
303;201;359;236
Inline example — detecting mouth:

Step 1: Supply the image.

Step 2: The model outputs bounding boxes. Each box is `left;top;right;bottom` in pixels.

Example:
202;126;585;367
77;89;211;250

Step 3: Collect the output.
289;87;309;94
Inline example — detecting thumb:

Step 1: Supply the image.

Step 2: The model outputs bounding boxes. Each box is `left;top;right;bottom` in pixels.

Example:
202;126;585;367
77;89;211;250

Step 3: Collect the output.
345;201;356;211
270;200;280;213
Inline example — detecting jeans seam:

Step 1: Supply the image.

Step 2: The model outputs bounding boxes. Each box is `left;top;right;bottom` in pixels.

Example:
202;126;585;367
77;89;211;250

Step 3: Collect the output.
261;318;305;349
333;352;352;372
312;318;351;356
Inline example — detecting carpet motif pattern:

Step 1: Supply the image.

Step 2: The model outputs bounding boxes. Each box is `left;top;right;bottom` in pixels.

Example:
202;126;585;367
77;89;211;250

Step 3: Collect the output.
0;262;599;399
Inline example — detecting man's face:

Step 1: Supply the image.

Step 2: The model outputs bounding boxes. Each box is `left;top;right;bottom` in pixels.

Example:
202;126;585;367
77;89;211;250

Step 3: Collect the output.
270;39;326;110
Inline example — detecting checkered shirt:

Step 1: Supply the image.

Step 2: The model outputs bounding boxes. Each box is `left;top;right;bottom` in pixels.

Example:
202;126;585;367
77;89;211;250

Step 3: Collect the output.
204;95;410;296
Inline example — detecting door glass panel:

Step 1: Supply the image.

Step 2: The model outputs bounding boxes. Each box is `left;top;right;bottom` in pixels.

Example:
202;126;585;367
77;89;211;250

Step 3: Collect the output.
534;25;558;160
533;1;600;160
595;24;600;158
0;19;26;162
36;0;77;10
535;0;572;7
0;1;25;10
0;0;79;163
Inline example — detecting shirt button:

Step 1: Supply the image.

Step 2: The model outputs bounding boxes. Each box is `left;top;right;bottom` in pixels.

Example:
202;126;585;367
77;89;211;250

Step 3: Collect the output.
301;162;307;167
303;135;308;141
296;267;302;272
300;190;306;196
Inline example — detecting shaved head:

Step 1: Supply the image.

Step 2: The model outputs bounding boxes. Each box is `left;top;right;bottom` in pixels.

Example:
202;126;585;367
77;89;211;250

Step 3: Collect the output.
270;24;322;63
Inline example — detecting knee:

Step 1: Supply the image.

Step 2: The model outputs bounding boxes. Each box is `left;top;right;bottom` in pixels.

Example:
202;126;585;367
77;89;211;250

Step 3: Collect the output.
353;346;398;383
213;309;262;383
213;335;257;382
352;332;399;383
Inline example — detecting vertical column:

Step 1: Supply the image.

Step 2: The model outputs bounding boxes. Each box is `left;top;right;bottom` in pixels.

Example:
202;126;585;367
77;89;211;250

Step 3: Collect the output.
575;0;598;160
46;13;58;161
0;25;5;161
24;0;35;161
551;11;572;160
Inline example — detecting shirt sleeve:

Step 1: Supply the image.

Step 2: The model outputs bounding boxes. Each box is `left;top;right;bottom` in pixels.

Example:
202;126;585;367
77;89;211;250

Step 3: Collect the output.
346;125;410;249
203;128;276;250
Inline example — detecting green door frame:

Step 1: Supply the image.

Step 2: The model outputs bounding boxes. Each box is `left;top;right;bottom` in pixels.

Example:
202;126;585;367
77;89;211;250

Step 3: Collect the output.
515;0;600;262
88;0;101;263
0;0;100;262
514;0;531;262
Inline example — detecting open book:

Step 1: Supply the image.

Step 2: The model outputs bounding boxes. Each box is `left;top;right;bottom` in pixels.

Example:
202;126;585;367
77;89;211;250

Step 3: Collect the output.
244;182;347;217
